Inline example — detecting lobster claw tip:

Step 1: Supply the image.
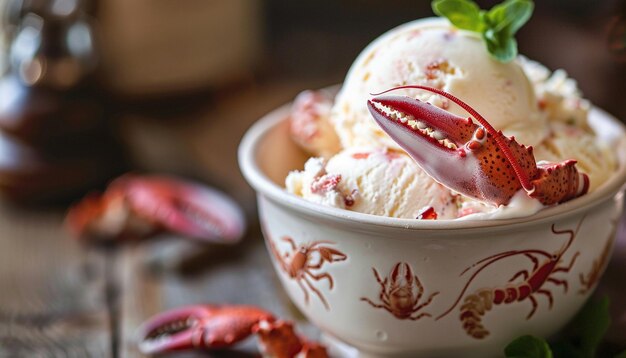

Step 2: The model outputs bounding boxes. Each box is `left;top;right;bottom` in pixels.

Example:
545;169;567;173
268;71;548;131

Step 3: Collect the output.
66;175;247;244
368;94;476;148
137;305;275;354
137;305;328;357
117;175;247;243
137;305;216;354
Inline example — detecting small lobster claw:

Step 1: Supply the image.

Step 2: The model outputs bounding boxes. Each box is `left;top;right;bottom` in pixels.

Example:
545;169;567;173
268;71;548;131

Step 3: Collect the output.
66;174;246;244
367;85;589;207
137;305;274;354
137;305;328;357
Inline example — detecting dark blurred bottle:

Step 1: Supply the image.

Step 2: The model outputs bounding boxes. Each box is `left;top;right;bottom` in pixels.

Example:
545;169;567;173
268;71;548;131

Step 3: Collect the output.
0;0;125;204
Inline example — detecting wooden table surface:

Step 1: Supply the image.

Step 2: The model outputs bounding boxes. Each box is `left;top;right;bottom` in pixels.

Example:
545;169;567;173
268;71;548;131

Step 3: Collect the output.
0;80;625;357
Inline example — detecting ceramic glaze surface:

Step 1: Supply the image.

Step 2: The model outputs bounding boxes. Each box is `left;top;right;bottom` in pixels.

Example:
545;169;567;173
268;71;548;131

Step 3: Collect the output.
258;194;621;357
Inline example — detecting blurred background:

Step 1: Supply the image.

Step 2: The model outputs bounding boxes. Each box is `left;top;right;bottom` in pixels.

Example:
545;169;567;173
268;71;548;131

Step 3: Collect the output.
0;0;623;206
0;0;626;207
0;1;625;356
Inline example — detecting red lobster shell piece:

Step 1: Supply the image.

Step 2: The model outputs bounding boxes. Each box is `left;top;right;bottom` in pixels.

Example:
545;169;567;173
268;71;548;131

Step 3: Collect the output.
66;174;246;243
137;304;328;357
367;85;590;207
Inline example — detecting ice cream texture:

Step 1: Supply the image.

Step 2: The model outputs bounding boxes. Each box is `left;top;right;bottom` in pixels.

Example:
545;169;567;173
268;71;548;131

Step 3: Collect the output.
286;18;617;219
286;147;458;219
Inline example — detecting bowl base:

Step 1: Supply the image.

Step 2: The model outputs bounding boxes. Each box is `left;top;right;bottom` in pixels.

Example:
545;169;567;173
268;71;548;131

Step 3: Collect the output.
320;334;362;358
320;332;502;357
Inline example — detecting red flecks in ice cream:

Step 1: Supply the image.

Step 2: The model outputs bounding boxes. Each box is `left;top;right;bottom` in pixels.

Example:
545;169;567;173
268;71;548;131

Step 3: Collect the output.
384;151;403;161
538;99;547;110
574;99;583;109
443;30;456;41
441;99;450;110
416;207;437;220
425;59;443;80
289;91;328;142
458;207;482;217
344;189;358;207
425;59;455;80
407;29;421;40
311;174;342;194
352;152;371;160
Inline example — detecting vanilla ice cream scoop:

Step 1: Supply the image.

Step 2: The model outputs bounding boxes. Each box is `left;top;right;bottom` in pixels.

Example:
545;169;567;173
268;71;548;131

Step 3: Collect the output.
332;18;547;151
286;147;458;219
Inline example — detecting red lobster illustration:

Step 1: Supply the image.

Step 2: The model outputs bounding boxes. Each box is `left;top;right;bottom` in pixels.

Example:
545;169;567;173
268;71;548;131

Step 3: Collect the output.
266;235;347;310
361;262;439;320
367;85;589;206
436;217;585;339
579;217;619;294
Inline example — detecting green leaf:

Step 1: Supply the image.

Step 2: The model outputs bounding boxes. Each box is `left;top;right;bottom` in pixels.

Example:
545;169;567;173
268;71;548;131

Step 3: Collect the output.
486;0;534;35
550;342;584;358
483;29;517;62
432;0;485;32
569;296;611;358
504;335;553;358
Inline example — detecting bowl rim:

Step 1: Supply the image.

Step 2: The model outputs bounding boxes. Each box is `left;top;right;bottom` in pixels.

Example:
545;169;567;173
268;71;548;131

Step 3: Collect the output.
238;98;626;231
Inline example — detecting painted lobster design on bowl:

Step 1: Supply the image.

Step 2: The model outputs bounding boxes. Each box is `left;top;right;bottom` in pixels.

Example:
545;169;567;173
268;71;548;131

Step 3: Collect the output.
265;235;347;310
361;262;439;320
367;85;589;207
436;217;584;339
579;217;619;294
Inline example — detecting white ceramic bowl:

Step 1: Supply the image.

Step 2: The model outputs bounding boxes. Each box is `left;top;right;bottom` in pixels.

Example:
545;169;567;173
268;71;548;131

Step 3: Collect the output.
239;99;626;357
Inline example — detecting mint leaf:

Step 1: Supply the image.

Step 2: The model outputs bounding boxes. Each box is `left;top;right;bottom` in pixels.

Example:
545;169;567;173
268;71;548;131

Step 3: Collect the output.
550;342;583;358
504;335;553;358
487;0;534;35
431;0;534;62
507;297;614;358
484;29;517;62
432;0;485;32
570;296;610;358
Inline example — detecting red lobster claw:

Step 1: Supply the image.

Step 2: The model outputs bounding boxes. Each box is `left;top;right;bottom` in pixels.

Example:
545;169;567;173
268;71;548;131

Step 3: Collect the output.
137;305;273;354
137;305;329;357
66;174;246;243
367;86;589;207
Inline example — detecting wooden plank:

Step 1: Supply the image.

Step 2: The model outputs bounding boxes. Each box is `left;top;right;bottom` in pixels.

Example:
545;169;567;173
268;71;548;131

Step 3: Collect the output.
0;203;111;357
117;231;317;358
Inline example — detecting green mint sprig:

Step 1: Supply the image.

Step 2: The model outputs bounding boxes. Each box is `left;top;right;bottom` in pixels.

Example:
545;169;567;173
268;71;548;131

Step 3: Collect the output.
504;297;625;358
432;0;534;62
505;335;553;358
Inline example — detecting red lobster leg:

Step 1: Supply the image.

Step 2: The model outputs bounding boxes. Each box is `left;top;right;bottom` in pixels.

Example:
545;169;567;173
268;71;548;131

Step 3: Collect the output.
367;85;589;206
254;319;329;358
531;160;590;205
254;320;303;358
